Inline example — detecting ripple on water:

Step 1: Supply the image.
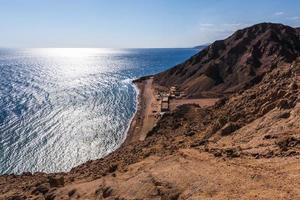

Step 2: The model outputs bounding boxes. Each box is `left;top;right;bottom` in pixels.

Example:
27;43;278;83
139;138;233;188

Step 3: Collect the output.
0;48;198;174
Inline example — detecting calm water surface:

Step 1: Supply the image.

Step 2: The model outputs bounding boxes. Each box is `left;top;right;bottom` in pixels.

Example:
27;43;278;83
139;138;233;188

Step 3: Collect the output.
0;48;198;174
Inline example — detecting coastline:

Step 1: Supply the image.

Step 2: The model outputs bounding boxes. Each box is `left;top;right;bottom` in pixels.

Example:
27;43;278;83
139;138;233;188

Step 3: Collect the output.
120;79;140;146
121;79;144;146
122;75;219;147
2;23;300;200
122;75;158;146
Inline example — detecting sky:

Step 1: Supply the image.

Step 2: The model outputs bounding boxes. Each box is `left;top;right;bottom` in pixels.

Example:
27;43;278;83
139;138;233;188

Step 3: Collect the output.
0;0;299;48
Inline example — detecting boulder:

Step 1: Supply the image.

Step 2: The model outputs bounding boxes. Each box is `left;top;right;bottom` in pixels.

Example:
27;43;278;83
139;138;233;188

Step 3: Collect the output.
220;123;241;136
48;176;64;188
32;184;49;195
184;131;195;137
7;195;26;200
288;82;298;90
108;164;118;173
276;99;291;109
103;186;113;198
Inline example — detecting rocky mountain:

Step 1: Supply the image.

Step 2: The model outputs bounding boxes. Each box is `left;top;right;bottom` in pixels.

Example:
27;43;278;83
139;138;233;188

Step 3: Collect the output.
155;23;300;97
2;53;299;200
1;23;300;200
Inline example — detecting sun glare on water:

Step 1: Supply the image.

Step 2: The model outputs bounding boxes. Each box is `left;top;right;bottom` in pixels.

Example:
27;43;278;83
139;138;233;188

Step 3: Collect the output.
31;48;119;58
26;48;125;80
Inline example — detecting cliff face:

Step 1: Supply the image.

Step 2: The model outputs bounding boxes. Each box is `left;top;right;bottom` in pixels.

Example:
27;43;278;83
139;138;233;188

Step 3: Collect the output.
155;23;300;97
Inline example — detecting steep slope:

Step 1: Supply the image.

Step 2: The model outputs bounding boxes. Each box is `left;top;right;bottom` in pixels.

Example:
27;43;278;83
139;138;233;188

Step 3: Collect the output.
1;23;300;200
155;23;300;97
1;57;299;200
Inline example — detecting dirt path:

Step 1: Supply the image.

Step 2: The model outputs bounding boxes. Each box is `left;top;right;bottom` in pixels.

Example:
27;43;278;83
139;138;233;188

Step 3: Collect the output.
139;78;158;140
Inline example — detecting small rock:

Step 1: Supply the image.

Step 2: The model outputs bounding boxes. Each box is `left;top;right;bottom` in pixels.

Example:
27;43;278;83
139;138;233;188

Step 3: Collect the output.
48;176;64;188
277;112;290;119
178;140;184;144
95;188;102;195
103;187;113;198
263;134;278;140
264;151;274;158
220;123;241;136
276;99;291;109
225;148;241;158
45;193;56;200
277;137;300;150
215;97;228;108
168;192;180;200
264;135;272;140
32;184;49;195
7;195;26;200
68;189;76;197
21;172;32;176
288;82;298;90
213;150;222;157
252;153;260;159
260;102;276;115
184;131;195;137
108;164;118;173
190;139;207;147
276;90;286;98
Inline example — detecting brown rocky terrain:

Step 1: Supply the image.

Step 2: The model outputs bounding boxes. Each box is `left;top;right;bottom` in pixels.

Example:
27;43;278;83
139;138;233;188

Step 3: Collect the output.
155;23;300;97
1;23;300;200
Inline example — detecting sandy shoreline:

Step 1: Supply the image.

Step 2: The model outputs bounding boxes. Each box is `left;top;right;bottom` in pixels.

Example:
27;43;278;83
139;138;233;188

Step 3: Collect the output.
122;76;159;146
121;79;144;146
122;76;219;147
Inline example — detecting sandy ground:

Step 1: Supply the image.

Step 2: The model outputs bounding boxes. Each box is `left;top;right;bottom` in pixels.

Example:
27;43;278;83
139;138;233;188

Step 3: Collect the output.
33;150;300;200
138;78;160;140
124;77;160;144
169;98;219;111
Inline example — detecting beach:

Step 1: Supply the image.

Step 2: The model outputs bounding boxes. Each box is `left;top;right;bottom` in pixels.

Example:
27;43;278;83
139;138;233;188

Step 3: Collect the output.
1;23;300;200
123;77;160;145
124;76;219;146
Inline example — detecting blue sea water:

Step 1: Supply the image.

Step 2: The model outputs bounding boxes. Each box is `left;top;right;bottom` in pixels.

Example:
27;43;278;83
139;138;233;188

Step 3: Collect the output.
0;48;198;174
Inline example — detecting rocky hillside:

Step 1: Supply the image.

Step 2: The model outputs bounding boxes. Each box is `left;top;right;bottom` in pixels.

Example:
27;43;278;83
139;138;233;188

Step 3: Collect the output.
155;23;300;97
2;55;299;200
1;23;300;200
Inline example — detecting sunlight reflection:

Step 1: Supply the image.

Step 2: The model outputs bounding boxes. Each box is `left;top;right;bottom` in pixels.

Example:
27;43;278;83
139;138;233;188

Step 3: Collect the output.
31;48;121;58
27;48;126;81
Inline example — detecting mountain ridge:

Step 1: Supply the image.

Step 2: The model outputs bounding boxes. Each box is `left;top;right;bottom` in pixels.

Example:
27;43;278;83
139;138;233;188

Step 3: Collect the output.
154;22;300;97
1;22;300;200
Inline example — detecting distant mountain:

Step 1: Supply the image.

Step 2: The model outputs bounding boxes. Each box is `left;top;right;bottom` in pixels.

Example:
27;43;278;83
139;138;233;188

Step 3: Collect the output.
194;44;210;50
155;23;300;97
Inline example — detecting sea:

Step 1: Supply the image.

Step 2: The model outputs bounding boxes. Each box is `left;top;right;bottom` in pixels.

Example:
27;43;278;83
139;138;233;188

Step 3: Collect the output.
0;48;198;174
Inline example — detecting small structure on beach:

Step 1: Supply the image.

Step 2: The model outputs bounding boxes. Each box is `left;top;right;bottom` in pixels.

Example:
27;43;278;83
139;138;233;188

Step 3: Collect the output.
160;94;170;112
170;86;181;98
161;102;169;112
162;96;169;103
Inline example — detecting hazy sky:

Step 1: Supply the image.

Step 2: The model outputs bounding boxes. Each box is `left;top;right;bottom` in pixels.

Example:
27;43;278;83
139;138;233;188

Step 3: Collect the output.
0;0;299;48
